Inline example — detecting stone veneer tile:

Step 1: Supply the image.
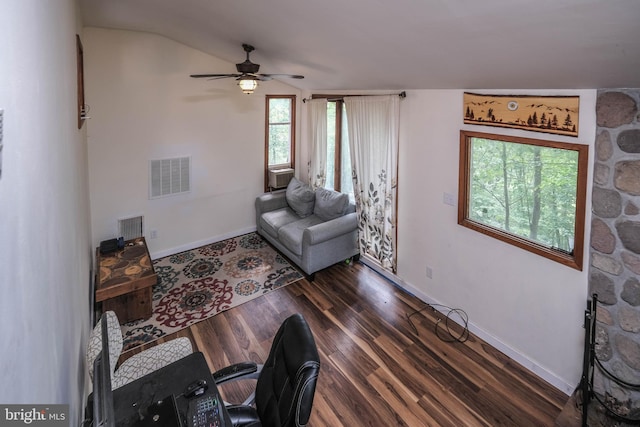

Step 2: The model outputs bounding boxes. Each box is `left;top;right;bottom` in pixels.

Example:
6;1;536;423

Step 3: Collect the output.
621;277;640;306
615;334;640;371
590;270;617;304
594;163;610;186
592;186;623;218
616;220;640;254
619;306;640;333
596;91;637;128
592;252;624;275
596;130;613;160
617;129;640;153
591;218;616;253
597;305;614;326
626;201;640;215
622;251;640;275
614;160;640;196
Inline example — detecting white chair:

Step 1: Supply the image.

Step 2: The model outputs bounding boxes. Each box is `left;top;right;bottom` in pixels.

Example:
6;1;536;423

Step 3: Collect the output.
86;311;193;389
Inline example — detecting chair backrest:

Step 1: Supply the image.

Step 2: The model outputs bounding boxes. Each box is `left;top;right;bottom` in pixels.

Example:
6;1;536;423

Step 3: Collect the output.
255;314;320;427
86;311;123;381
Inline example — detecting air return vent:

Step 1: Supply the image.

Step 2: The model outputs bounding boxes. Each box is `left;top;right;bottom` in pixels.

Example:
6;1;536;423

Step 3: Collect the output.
150;156;191;199
118;215;144;240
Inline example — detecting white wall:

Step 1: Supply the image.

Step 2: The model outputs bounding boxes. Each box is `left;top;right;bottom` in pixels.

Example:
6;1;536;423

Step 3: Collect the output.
395;89;595;394
299;89;595;394
85;28;301;258
0;1;92;424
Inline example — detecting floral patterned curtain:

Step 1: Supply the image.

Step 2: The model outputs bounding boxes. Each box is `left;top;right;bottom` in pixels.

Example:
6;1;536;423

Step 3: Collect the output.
344;95;400;272
307;98;328;189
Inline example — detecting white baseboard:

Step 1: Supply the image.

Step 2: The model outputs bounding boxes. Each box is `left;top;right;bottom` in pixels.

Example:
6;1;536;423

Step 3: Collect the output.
149;226;257;260
359;258;575;396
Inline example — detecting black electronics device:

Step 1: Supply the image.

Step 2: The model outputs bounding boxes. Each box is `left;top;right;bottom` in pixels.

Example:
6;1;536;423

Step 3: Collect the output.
100;237;125;254
184;379;208;398
186;394;223;427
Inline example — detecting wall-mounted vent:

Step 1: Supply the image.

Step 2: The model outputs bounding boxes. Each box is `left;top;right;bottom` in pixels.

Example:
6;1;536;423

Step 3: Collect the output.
119;215;144;240
268;168;294;189
150;156;191;199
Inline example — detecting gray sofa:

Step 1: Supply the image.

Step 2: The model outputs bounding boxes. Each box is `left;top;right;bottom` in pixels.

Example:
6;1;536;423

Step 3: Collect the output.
255;177;359;278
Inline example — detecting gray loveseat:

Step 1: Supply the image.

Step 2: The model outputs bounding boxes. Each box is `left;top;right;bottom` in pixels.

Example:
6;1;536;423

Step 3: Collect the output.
255;177;359;278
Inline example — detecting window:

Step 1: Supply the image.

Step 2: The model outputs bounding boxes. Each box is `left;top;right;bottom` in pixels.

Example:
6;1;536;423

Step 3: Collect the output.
458;130;588;270
313;96;354;200
265;95;296;190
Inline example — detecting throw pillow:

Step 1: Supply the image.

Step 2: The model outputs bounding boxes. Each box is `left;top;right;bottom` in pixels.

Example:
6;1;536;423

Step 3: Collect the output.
314;187;349;221
285;177;315;217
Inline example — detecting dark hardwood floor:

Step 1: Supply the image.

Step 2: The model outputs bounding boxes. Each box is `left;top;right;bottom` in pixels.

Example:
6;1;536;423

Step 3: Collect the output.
121;260;580;426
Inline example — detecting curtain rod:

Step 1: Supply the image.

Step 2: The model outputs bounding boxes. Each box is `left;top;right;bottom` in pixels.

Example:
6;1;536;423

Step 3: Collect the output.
302;91;406;103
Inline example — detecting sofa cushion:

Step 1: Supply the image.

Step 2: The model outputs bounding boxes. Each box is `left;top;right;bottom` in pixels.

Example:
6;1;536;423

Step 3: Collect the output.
285;177;315;218
278;216;324;256
260;207;300;238
313;187;349;221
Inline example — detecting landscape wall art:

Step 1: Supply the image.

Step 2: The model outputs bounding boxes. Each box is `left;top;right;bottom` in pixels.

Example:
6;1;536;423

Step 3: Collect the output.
463;93;579;137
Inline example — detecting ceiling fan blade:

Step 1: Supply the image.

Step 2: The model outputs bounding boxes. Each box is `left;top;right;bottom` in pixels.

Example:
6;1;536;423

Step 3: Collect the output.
190;45;303;89
258;74;304;79
190;73;241;79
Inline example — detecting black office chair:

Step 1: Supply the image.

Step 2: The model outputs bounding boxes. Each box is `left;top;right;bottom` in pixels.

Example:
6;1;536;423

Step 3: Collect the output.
213;313;321;427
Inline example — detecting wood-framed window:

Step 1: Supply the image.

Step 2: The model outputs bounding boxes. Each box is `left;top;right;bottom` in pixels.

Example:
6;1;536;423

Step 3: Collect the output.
458;130;588;270
264;95;296;191
312;95;353;199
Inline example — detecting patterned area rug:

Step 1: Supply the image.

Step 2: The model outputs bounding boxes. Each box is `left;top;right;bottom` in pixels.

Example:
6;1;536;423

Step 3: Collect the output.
121;233;303;352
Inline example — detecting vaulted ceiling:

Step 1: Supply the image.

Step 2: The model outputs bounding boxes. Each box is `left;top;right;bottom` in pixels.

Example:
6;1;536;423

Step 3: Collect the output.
80;0;640;91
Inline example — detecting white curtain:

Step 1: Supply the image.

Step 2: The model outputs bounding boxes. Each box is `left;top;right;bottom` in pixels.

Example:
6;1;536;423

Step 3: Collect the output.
307;98;327;189
345;95;400;272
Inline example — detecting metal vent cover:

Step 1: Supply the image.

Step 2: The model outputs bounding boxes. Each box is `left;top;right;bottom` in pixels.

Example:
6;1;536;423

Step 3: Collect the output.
118;215;144;240
150;156;191;199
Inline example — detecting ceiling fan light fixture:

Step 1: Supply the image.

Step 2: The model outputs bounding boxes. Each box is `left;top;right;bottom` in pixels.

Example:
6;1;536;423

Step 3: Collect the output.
190;44;303;93
238;78;258;94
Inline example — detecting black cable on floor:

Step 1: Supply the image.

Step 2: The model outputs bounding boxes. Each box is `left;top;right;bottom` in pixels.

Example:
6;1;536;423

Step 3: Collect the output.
406;303;469;343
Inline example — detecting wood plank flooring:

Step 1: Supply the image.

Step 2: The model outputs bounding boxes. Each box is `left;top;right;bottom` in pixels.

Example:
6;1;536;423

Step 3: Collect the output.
121;260;577;426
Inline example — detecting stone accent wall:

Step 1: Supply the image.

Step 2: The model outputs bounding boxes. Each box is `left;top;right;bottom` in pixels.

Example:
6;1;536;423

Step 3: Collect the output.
590;89;640;421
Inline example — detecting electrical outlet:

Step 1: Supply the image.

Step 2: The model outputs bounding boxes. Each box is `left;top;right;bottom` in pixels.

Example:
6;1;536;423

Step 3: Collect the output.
426;266;433;279
150;230;158;239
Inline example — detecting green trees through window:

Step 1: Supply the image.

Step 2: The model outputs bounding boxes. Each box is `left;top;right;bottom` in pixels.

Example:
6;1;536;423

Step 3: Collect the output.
265;95;296;191
458;130;588;270
267;97;293;166
325;100;353;199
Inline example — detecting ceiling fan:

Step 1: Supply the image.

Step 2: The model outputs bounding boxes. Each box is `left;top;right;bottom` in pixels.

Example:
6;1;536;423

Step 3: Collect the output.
190;44;304;94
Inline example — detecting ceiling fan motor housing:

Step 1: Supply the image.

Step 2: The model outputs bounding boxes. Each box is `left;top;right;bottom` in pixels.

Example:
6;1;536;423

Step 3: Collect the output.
236;60;260;74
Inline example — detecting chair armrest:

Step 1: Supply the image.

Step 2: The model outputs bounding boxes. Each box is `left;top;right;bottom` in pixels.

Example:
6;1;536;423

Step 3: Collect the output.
255;192;288;215
225;405;262;427
303;212;358;245
213;362;260;385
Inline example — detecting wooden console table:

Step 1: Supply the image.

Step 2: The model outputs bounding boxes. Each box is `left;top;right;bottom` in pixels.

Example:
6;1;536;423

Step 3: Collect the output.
95;237;156;323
